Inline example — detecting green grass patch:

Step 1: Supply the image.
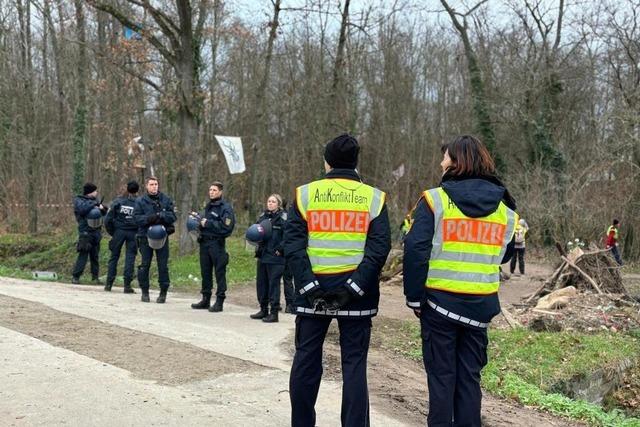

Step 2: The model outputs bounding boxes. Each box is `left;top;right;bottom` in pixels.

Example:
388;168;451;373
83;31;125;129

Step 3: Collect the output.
397;322;640;426
168;236;256;290
0;231;257;289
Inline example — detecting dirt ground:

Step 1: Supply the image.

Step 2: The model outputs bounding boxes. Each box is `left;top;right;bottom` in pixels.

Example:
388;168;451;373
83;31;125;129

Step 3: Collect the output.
231;261;584;426
0;294;265;385
5;258;635;425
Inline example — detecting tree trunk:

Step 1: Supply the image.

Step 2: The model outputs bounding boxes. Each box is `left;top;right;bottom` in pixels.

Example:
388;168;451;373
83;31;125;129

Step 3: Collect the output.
440;0;500;168
17;0;38;232
247;0;281;221
329;0;351;132
72;0;88;195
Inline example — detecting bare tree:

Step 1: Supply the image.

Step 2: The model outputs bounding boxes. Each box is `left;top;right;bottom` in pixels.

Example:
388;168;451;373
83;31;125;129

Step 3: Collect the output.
440;0;499;165
247;0;282;220
329;0;350;131
88;0;210;252
72;0;88;197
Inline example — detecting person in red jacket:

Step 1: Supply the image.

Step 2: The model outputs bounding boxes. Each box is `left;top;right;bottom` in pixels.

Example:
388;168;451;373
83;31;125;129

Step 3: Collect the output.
606;219;622;265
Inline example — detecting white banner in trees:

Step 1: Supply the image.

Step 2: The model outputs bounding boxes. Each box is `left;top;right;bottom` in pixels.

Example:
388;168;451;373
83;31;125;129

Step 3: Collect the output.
215;135;245;174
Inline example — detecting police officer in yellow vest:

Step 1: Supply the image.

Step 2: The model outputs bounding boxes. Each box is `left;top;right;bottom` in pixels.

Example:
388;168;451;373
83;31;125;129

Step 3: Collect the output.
284;134;391;427
401;212;412;242
403;135;518;427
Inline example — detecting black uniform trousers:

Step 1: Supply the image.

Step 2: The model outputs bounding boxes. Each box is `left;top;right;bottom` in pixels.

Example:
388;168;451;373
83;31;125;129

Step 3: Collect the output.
199;239;229;298
290;315;372;427
420;306;488;427
107;229;137;285
256;261;284;310
72;232;101;279
282;262;295;306
509;247;525;274
137;237;170;291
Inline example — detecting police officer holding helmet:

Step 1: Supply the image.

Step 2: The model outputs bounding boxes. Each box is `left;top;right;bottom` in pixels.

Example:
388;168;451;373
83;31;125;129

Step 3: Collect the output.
248;194;287;323
133;176;176;303
71;182;108;284
104;180;139;293
284;134;391;426
191;181;235;312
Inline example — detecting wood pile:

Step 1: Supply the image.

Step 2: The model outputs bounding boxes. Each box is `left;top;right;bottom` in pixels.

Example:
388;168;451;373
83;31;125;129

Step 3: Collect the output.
495;244;640;333
381;249;403;286
525;245;627;305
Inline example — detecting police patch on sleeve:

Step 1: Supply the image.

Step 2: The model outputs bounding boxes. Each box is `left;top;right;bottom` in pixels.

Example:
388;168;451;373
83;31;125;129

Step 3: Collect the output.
224;217;232;226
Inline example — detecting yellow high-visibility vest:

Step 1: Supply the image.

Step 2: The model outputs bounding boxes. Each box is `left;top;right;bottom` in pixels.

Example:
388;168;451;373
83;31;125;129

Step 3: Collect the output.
402;214;412;234
296;178;385;274
423;187;517;295
607;225;619;240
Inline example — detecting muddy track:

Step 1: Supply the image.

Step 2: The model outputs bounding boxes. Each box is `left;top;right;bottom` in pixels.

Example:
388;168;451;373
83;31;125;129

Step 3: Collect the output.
0;294;266;385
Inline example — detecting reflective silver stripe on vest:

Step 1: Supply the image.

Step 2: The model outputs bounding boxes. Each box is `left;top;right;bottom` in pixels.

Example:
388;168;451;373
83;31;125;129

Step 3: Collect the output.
299;184;309;213
308;239;365;250
427;300;488;328
428;269;498;284
428;189;445;260
309;254;364;266
369;189;384;220
499;209;518;259
436;251;496;265
296;307;378;317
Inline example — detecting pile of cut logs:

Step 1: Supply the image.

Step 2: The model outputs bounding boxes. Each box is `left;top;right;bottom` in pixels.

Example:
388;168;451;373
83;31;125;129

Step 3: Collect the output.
524;243;626;306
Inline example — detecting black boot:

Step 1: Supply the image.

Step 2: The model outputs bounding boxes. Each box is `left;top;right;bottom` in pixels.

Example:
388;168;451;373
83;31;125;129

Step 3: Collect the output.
123;283;136;294
191;293;211;309
71;276;80;284
156;289;167;304
104;281;113;292
250;306;268;319
141;290;150;303
209;297;224;312
262;309;279;323
285;304;295;314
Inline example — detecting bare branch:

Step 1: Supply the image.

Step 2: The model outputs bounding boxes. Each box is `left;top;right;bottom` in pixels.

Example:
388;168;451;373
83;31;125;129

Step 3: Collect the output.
87;0;177;68
466;0;489;17
195;0;209;41
126;0;181;53
552;0;564;52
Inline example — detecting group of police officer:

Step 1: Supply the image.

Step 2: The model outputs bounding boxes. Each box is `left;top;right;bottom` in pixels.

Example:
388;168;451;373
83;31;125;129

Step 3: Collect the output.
71;133;516;427
72;177;235;306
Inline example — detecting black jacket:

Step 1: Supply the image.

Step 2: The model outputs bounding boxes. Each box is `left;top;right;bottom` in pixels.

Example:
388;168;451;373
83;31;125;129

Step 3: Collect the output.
73;195;106;234
284;169;392;318
133;192;177;237
255;209;286;265
105;195;138;235
403;175;516;325
199;198;235;240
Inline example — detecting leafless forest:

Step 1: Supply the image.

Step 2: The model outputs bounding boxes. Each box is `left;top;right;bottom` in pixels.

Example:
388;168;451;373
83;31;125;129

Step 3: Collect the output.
1;0;638;257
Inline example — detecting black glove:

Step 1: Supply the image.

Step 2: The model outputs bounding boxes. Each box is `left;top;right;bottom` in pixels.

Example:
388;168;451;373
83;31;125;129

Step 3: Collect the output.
255;247;265;259
147;213;160;225
305;286;325;308
326;286;353;310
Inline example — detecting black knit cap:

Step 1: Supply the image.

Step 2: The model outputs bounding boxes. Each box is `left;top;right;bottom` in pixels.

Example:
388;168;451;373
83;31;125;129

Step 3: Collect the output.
324;133;360;169
127;180;139;194
83;182;97;195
